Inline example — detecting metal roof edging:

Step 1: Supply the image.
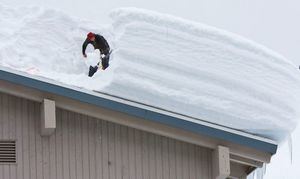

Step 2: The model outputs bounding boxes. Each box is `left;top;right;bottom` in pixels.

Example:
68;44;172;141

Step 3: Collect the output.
0;68;277;154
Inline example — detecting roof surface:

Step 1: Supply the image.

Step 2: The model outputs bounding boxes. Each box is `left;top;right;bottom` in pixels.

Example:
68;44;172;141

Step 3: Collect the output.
0;67;277;154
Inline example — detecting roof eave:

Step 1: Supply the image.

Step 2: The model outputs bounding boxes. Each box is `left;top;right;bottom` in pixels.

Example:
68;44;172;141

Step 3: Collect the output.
0;67;278;155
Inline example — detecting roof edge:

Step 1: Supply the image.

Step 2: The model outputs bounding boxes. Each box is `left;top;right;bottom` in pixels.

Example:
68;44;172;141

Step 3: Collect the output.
0;67;277;154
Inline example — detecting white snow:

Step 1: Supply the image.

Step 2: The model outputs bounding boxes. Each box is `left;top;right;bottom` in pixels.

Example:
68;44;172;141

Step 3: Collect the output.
0;4;300;142
0;4;116;89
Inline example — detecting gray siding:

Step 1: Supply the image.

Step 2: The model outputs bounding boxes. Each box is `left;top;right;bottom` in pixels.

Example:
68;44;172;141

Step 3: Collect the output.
0;92;212;179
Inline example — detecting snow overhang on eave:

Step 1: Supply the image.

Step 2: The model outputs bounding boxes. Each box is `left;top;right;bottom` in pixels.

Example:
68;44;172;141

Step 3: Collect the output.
0;67;277;155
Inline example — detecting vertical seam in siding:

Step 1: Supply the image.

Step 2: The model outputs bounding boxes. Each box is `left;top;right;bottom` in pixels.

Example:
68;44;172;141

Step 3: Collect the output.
81;115;84;179
74;113;77;179
35;102;37;179
168;138;170;179
60;109;63;179
34;102;37;179
14;97;18;178
28;101;31;179
147;133;150;179
126;126;130;179
33;100;37;179
140;131;144;179
87;117;91;179
67;111;70;179
41;129;44;179
21;99;24;179
54;111;57;179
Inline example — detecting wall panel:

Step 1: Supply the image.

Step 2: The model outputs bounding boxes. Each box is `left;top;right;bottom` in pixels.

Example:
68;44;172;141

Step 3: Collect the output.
0;92;212;179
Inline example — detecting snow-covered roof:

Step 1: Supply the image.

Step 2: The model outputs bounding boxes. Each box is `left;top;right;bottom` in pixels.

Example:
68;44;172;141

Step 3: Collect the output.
0;4;299;142
0;66;277;154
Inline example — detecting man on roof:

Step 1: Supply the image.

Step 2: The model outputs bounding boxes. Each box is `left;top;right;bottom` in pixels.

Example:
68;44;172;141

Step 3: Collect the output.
82;32;111;77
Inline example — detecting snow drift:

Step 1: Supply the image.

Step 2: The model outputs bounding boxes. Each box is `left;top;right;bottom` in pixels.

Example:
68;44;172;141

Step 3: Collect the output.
0;4;300;141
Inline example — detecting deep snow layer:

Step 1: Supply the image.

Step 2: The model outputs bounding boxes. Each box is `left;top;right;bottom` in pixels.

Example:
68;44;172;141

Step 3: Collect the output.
0;4;300;141
107;8;300;141
0;4;116;88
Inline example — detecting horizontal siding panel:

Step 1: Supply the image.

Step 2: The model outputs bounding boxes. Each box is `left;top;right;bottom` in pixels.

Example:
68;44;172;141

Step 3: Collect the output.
0;92;212;179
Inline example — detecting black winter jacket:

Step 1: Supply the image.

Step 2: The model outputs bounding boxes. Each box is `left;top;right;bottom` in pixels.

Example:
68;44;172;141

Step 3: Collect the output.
82;34;110;56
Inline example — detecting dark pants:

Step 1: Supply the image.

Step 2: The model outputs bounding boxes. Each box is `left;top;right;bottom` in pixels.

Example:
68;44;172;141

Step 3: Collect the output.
100;49;110;70
101;53;110;70
88;50;111;77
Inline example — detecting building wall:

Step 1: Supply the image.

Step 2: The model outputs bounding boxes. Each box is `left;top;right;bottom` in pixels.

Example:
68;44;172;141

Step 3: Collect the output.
0;92;212;179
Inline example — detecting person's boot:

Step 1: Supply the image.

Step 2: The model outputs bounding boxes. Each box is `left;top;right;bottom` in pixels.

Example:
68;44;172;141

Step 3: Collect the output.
88;65;98;77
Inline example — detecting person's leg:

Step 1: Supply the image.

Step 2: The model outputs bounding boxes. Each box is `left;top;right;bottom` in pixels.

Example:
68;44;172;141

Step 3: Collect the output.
101;53;110;70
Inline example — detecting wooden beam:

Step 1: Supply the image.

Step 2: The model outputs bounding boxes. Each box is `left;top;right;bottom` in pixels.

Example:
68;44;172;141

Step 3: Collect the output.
41;99;56;136
230;154;263;168
229;162;249;179
213;146;230;179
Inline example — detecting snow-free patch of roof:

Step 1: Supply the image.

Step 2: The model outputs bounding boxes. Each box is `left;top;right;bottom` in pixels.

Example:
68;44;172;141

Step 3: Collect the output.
0;4;299;142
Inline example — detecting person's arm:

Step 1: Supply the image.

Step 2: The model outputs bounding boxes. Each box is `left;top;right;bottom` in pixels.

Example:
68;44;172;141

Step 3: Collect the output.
82;38;91;57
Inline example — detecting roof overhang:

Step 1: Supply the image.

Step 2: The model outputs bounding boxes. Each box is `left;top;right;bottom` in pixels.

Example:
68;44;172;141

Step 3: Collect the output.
0;67;277;175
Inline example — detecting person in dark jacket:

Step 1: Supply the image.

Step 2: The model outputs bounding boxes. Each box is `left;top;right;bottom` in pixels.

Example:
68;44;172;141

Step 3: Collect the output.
82;32;111;73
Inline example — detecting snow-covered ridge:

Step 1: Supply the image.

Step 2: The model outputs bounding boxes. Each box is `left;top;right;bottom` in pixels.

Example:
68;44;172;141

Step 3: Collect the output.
0;4;299;142
107;8;300;141
111;7;293;66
